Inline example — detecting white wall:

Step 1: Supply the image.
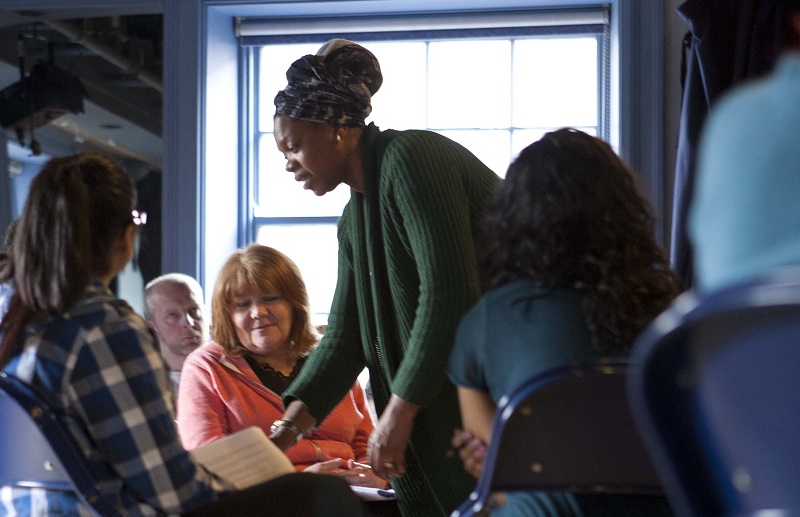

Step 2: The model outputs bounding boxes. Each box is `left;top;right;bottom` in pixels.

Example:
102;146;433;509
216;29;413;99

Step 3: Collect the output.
118;260;145;315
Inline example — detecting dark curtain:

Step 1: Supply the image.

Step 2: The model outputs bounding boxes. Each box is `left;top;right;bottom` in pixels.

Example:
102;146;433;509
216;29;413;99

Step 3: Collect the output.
136;169;163;287
670;0;790;287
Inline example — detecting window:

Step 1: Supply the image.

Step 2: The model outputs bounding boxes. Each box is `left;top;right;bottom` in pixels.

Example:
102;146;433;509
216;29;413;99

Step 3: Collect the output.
240;8;610;324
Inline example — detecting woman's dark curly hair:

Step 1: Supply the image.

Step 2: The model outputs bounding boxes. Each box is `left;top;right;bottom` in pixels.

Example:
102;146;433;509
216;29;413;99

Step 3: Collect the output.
480;128;682;351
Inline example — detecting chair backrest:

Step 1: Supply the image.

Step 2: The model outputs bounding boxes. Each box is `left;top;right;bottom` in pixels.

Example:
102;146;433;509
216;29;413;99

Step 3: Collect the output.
0;371;123;517
452;361;662;517
628;267;800;517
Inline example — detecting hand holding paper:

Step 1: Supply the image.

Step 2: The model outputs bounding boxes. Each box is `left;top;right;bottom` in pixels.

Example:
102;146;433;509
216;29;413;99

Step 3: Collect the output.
189;426;295;489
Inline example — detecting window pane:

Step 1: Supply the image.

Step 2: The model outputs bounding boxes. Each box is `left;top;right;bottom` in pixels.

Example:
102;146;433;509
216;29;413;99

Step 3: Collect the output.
368;42;427;130
255;223;339;325
251;26;605;320
510;127;598;166
436;129;510;178
259;43;322;132
256;135;350;217
512;37;598;128
428;40;511;129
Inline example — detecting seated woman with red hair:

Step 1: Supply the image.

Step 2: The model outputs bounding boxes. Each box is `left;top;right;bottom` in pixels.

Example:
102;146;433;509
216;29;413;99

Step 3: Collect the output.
178;244;386;489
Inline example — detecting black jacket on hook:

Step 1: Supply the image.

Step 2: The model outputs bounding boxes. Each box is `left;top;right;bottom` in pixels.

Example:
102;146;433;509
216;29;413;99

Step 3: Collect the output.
670;0;788;287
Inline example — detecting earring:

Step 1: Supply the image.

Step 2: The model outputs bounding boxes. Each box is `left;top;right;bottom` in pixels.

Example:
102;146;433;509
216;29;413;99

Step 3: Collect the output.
336;133;342;142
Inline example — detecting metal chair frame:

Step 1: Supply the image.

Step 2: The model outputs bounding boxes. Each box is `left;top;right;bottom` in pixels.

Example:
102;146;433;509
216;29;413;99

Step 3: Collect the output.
452;361;662;517
628;267;800;516
0;371;123;517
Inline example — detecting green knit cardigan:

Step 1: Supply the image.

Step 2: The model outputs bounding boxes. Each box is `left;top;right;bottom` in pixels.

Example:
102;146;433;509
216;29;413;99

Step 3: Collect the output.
285;123;500;516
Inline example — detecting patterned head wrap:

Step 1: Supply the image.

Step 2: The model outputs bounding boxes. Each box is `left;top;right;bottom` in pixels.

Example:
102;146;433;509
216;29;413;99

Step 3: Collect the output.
274;39;383;127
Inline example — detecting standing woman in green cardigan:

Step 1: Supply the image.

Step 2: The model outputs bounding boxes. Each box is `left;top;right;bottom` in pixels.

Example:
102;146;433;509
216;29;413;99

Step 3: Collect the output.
270;39;500;516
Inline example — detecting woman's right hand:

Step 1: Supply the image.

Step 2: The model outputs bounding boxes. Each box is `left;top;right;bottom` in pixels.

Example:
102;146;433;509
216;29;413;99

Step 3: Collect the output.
303;458;344;474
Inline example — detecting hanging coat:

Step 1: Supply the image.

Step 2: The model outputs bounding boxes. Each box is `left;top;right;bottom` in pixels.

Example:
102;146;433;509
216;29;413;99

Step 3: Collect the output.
670;0;789;286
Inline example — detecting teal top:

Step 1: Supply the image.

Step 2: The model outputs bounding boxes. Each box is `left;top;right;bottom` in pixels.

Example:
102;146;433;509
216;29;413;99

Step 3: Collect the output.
689;54;800;293
285;123;501;516
448;279;684;516
449;280;674;516
449;281;601;401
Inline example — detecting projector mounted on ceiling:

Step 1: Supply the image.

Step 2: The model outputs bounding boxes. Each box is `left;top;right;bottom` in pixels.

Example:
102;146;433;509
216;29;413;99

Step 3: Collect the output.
0;61;86;132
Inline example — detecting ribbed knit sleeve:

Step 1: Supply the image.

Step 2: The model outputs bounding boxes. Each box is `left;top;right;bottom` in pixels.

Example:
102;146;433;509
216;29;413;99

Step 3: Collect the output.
380;131;499;406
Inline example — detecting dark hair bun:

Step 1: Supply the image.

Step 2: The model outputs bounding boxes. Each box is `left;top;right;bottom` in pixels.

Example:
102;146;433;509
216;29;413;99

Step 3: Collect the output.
318;39;383;96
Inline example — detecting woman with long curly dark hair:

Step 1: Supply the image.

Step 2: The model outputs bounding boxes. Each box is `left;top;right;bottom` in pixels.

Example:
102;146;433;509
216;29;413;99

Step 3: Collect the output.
447;128;681;516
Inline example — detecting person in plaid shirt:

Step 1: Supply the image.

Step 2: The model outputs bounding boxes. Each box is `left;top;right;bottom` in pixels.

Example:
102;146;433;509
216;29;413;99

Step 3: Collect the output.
0;153;361;517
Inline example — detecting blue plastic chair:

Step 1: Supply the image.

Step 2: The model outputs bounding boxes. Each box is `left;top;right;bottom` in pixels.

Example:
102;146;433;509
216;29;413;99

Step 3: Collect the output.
628;267;800;516
451;361;662;517
0;371;123;517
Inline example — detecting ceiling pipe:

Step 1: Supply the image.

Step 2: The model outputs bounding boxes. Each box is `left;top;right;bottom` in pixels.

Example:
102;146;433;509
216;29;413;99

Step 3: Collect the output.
51;116;162;169
43;19;162;93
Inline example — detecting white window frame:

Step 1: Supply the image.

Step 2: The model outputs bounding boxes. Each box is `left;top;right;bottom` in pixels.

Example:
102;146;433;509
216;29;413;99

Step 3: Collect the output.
240;10;610;321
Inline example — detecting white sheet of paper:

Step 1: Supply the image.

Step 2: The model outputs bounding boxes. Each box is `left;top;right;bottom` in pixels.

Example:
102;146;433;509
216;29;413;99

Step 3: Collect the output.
351;486;397;501
189;426;295;489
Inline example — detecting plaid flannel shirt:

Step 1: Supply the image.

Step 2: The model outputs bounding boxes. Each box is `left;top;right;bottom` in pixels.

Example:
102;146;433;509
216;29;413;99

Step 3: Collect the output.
0;279;223;516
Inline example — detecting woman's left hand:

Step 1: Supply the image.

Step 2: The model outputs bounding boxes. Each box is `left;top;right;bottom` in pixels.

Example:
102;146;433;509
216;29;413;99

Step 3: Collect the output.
368;394;420;480
344;460;390;488
450;428;487;479
304;458;388;488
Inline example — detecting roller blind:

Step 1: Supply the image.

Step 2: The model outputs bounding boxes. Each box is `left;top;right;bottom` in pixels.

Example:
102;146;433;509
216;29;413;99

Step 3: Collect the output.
237;7;608;45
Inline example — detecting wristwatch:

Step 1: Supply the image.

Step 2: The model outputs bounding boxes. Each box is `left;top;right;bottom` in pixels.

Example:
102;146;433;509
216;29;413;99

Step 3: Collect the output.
270;419;304;444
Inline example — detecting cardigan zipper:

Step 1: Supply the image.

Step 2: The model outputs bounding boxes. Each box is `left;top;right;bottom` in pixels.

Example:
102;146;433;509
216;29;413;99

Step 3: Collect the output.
373;338;391;403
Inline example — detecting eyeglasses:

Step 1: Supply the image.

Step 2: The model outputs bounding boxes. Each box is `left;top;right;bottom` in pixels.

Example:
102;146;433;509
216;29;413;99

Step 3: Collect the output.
132;210;148;226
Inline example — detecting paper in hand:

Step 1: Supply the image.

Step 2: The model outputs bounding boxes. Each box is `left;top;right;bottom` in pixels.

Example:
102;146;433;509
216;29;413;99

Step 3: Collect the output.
190;426;295;489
